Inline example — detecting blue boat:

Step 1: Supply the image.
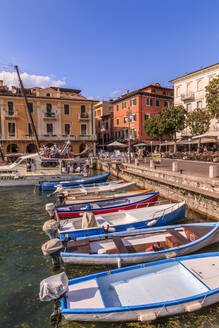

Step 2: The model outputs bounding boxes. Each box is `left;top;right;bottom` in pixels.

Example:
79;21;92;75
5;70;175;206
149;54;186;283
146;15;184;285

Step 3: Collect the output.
40;252;219;322
40;172;110;191
56;200;185;239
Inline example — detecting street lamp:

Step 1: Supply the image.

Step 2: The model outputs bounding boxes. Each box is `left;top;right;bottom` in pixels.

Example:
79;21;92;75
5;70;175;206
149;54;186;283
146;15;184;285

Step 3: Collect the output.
188;138;191;154
101;125;106;152
126;108;133;163
165;140;168;153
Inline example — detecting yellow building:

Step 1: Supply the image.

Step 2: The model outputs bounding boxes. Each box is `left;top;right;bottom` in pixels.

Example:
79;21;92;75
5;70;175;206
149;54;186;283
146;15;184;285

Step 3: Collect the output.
0;81;98;154
94;101;114;147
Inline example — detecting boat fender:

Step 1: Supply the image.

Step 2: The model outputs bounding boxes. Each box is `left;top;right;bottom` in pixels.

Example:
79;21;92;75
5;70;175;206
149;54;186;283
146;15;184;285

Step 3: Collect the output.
117;258;121;268
184;302;202;312
108;227;116;233
138;312;157;321
97;248;107;254
147;219;158;227
45;203;56;216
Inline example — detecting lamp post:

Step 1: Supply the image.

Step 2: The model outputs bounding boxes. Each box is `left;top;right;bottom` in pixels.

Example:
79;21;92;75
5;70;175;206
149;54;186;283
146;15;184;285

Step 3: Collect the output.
126;108;133;163
165;140;167;153
188;138;191;154
101;125;106;152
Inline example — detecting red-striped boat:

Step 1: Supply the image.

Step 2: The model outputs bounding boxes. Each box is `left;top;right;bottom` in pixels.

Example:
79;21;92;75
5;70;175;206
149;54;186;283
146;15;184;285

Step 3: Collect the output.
55;192;159;218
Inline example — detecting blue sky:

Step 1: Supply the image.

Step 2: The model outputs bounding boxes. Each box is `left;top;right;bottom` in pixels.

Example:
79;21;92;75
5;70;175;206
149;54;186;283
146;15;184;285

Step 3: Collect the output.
0;0;218;99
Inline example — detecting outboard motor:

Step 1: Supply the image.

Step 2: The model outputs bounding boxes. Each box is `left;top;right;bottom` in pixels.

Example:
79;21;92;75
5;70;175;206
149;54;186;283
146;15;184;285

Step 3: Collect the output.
42;219;59;239
42;238;64;267
45;203;56;217
39;272;68;325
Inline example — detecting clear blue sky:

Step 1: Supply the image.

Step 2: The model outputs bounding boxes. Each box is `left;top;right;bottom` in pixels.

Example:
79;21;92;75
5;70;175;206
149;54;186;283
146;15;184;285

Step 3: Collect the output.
0;0;218;99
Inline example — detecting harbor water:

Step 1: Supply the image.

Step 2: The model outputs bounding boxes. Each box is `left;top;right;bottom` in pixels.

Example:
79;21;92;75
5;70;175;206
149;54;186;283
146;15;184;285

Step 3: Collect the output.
1;177;219;328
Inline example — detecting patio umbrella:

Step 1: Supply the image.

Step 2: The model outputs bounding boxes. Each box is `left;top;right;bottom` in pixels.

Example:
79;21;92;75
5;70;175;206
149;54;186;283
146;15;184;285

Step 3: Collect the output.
106;141;128;148
133;143;148;147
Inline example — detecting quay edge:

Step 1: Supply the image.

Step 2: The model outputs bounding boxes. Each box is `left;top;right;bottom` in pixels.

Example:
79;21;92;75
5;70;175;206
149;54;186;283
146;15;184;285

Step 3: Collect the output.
97;160;219;221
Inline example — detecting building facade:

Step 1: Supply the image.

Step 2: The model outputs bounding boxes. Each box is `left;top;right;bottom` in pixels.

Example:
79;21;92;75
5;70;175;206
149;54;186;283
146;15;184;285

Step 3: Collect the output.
94;101;114;147
112;83;173;142
0;81;97;154
170;62;219;137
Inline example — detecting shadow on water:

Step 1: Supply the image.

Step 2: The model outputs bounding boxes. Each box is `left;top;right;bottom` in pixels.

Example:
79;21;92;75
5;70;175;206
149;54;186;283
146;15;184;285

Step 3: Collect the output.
0;176;219;328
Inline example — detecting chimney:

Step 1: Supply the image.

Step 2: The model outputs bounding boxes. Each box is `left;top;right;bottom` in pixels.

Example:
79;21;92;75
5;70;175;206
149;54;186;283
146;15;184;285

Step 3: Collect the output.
57;88;61;98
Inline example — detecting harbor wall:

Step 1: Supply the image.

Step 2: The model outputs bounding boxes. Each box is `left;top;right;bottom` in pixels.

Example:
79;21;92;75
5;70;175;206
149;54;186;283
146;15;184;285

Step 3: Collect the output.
97;160;219;220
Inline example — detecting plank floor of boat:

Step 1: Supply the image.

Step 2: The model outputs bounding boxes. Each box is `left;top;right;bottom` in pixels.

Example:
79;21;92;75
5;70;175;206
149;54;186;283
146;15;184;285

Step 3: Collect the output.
66;258;219;309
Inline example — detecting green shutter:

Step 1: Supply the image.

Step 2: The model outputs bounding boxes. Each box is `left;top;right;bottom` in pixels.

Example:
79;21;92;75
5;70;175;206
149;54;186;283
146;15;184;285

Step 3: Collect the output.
134;98;136;105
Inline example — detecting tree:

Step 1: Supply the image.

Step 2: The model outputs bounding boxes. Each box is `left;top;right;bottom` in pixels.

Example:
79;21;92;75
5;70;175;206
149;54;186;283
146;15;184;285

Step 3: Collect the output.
186;108;211;152
158;105;187;152
206;76;219;120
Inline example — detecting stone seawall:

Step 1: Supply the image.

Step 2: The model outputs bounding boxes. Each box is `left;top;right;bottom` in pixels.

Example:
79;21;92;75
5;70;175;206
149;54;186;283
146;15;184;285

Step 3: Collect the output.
97;160;219;220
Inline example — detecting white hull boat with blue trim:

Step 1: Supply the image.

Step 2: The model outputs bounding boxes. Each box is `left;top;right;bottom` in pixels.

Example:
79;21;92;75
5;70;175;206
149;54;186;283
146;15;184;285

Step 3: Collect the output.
56;201;186;239
39;252;219;322
52;222;219;266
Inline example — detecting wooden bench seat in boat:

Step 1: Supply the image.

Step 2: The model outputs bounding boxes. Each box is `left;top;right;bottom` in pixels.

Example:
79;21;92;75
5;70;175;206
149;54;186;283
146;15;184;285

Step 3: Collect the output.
66;239;91;254
106;240;167;254
111;236;129;253
165;229;189;248
184;226;212;241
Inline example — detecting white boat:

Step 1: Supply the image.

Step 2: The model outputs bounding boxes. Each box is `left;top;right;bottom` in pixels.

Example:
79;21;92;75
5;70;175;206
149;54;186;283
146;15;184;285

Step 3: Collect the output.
39;252;219;322
50;201;186;239
0;153;85;187
55;181;136;198
42;222;219;266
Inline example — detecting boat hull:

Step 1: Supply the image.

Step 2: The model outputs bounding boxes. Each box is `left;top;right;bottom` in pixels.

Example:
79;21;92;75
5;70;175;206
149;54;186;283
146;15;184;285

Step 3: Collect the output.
61;222;219;265
57;193;159;218
59;199;185;240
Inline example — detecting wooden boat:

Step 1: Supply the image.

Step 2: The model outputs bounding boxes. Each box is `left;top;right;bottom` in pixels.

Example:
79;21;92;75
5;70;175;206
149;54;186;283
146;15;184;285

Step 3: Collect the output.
62;189;152;205
55;192;159;218
58;222;219;265
54;181;136;198
40;252;219;322
56;201;185;239
40;172;110;191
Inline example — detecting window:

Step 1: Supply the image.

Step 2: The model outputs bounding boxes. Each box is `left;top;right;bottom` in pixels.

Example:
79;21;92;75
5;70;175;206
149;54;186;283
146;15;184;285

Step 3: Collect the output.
170;92;173;97
46;103;52;113
124;117;127;123
81;124;87;136
187;103;191;112
146;98;153;106
97;110;101;116
163;91;166;95
130;98;136;106
8;101;14;115
64;123;70;135
47;123;53;133
81;105;86;114
197;79;203;91
156;100;159;107
133;114;136;121
117;118;120;125
28;123;33;136
116;104;119;111
164;101;169;108
116;131;120;138
122;101;126;109
176;86;181;97
64;104;69;115
132;128;137;138
46;93;51;97
144;114;150;120
197;101;202;109
28;103;33;113
152;89;156;93
8;122;15;137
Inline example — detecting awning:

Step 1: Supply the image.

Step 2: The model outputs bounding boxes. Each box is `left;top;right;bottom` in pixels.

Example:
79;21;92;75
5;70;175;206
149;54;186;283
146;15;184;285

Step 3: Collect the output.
106;141;128;148
133;143;148;147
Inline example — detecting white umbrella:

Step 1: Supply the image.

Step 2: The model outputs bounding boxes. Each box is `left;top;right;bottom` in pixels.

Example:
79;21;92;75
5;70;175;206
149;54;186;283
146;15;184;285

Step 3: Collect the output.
106;141;128;148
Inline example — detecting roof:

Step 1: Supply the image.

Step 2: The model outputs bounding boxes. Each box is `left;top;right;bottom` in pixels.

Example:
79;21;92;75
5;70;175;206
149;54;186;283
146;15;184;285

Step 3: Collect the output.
170;62;219;83
111;90;173;104
51;87;81;94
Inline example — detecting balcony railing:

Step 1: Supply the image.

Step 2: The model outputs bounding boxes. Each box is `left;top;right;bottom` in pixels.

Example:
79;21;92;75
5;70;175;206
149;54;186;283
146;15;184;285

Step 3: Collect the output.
78;112;89;120
4;110;18;119
44;112;56;119
181;93;195;101
38;134;96;141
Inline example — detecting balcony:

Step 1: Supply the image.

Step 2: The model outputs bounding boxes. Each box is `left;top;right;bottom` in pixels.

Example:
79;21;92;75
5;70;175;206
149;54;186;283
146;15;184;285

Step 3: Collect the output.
39;134;96;141
4;110;18;119
181;93;195;101
43;112;56;120
78;112;89;120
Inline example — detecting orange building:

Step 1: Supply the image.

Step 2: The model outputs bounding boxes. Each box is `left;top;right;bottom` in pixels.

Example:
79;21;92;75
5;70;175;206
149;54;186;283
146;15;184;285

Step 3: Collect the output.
112;83;173;142
0;81;98;154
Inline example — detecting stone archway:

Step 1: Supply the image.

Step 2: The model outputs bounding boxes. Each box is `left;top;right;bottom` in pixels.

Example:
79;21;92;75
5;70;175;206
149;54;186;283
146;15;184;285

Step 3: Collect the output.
26;143;37;153
7;143;18;153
